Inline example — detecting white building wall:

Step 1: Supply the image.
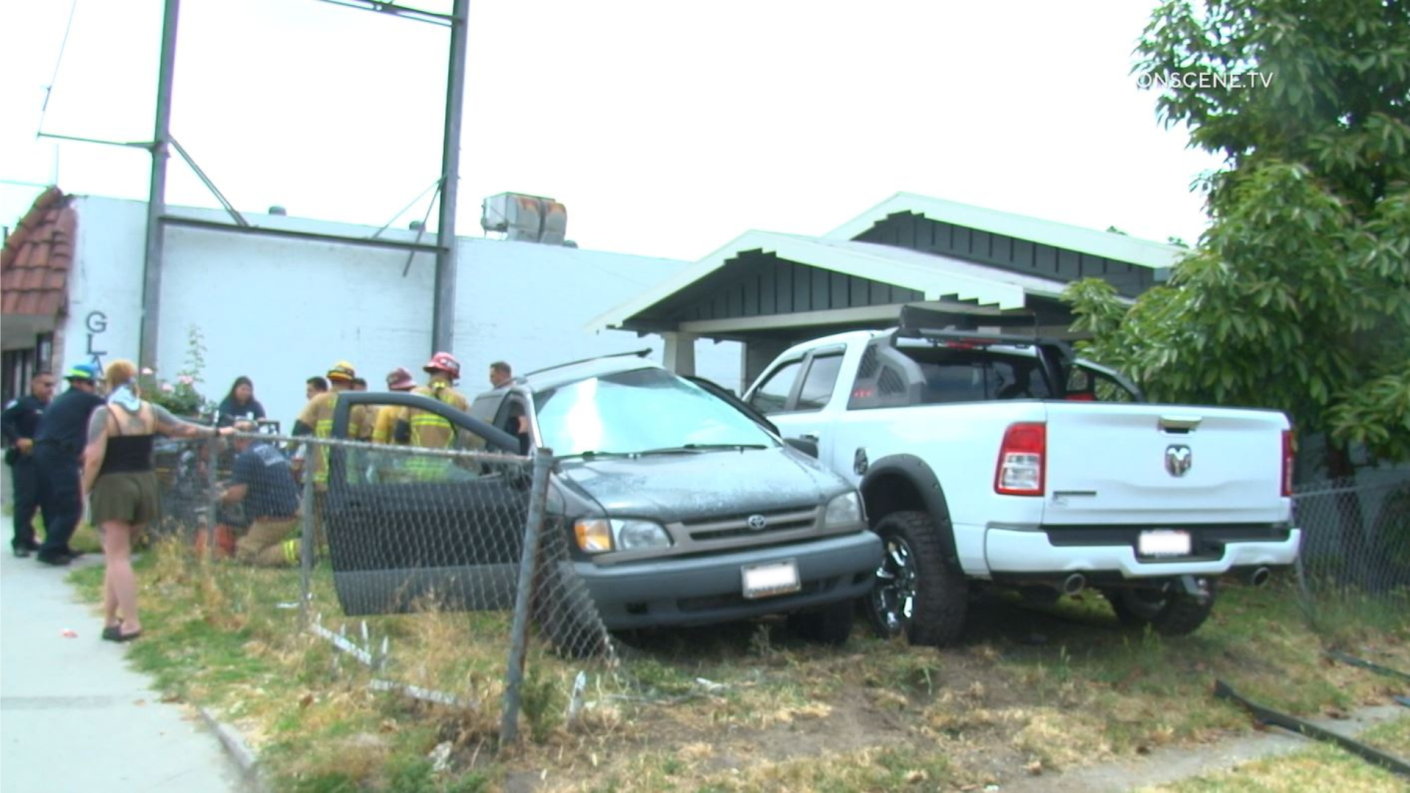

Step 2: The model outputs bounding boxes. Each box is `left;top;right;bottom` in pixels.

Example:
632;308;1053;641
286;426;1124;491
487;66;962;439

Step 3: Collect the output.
68;198;145;381
61;196;739;429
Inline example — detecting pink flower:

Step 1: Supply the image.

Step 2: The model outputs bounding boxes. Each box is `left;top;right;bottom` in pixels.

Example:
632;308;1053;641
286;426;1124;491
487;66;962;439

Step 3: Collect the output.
161;382;175;393
178;375;194;386
141;367;155;376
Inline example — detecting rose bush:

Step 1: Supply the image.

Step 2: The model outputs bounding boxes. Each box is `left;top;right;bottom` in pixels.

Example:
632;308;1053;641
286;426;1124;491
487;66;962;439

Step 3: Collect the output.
137;326;214;418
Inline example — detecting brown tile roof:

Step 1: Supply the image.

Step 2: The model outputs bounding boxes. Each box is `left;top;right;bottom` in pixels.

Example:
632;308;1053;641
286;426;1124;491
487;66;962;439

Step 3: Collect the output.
1;186;74;317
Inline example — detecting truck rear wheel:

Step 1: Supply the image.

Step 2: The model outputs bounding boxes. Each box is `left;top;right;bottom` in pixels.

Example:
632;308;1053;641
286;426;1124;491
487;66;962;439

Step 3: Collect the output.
787;598;855;646
1106;581;1217;636
866;511;968;646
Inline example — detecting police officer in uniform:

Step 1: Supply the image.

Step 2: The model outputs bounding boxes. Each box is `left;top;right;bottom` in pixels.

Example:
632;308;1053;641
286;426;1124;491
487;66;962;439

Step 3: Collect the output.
33;363;107;565
2;370;57;556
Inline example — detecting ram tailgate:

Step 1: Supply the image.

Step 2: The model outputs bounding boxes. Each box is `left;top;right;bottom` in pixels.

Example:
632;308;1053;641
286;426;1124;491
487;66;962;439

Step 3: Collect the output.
1041;403;1292;526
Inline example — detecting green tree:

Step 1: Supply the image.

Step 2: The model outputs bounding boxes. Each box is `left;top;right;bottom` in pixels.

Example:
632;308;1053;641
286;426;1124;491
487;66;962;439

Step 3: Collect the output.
1067;0;1410;478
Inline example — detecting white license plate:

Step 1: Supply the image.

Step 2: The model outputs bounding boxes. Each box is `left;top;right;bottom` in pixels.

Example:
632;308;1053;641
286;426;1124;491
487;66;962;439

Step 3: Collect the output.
1139;529;1192;557
742;560;801;599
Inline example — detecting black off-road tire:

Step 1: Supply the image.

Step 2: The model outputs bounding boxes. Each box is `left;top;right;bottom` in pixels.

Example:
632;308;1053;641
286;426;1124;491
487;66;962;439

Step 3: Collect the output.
865;510;968;647
1107;581;1218;636
786;598;856;646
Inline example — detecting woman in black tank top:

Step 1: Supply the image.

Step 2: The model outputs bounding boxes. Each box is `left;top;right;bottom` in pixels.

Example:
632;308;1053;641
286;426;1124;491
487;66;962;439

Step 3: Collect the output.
81;360;235;642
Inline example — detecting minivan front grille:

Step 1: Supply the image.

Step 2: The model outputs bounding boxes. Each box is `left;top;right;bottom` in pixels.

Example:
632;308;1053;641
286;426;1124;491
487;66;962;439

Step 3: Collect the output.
683;507;820;542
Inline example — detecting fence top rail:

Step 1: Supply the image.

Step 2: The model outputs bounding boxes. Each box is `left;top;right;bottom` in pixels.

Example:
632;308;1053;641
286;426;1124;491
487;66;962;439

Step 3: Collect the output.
1294;478;1410;499
165;431;537;466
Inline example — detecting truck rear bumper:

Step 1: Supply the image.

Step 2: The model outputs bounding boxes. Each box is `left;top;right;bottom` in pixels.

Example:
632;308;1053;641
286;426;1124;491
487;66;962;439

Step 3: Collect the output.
576;531;882;630
983;525;1302;578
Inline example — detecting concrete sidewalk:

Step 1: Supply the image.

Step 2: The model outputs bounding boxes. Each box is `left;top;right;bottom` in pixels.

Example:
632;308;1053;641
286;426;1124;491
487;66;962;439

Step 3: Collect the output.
0;548;249;792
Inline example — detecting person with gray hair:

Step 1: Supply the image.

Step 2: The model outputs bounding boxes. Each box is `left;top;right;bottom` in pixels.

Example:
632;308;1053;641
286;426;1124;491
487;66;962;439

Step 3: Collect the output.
218;421;302;566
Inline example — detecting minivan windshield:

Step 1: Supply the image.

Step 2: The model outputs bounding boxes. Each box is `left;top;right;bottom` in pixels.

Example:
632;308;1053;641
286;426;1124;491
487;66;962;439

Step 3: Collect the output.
533;368;779;457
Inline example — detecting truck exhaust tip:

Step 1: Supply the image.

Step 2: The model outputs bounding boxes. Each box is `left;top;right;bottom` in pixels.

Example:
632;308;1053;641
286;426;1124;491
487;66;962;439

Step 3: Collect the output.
1062;573;1087;596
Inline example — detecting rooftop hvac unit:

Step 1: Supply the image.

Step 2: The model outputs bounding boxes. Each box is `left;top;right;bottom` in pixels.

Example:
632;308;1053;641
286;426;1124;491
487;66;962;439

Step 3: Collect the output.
481;192;567;245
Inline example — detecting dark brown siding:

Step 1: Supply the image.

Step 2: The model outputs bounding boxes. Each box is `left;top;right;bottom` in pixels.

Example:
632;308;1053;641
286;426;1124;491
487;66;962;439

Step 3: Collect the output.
636;251;924;325
854;212;1157;298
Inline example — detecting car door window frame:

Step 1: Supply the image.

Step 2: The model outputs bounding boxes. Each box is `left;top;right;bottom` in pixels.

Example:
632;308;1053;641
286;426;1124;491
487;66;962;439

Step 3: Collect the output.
748;357;806;415
792;348;846;412
329;392;520;483
492;391;538;456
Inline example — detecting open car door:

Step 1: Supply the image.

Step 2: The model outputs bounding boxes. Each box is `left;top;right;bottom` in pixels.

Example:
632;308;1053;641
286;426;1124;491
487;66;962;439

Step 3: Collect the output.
326;392;526;616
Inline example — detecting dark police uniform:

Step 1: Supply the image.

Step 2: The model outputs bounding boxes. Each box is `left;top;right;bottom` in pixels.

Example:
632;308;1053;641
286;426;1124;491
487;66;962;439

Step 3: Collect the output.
33;384;106;564
2;393;48;553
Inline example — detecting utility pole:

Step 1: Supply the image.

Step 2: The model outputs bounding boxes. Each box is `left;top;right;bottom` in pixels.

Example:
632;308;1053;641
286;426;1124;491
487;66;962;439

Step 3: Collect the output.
431;0;469;357
140;0;180;372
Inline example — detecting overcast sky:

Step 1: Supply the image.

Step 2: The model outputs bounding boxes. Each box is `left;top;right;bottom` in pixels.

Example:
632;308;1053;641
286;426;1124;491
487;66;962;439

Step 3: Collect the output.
0;0;1224;261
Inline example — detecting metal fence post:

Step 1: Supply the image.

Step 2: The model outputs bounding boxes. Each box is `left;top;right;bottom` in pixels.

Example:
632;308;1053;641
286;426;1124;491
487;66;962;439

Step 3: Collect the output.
203;435;219;562
500;448;555;751
299;463;315;630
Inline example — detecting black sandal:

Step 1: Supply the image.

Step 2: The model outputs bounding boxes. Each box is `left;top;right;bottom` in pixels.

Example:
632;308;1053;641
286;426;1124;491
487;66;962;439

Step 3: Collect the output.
101;624;123;642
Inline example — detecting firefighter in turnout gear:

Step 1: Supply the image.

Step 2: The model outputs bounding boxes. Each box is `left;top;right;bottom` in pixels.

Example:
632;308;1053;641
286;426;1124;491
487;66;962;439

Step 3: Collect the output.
292;361;370;545
293;361;371;476
395;352;478;479
371;367;419;444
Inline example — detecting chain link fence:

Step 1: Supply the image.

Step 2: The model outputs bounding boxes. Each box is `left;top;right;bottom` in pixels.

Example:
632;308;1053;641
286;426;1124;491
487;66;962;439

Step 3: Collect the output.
145;430;625;748
141;429;1409;749
1293;469;1410;631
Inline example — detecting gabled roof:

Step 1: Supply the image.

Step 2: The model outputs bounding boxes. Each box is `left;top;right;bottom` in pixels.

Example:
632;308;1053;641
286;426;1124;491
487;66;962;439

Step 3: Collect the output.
587;229;1070;332
1;186;75;317
827;192;1185;270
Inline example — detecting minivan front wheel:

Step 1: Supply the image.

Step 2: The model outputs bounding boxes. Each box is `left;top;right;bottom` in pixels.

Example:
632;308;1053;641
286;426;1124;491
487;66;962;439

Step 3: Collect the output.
787;598;855;645
865;511;968;646
533;565;615;659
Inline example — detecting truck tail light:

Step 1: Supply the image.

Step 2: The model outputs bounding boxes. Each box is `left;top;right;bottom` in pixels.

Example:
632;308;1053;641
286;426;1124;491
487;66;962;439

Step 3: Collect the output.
995;422;1046;496
1282;430;1295;497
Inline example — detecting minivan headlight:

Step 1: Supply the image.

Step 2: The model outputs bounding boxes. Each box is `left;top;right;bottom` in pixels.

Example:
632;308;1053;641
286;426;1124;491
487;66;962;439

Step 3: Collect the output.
824;492;863;527
573;518;672;553
614;519;672;550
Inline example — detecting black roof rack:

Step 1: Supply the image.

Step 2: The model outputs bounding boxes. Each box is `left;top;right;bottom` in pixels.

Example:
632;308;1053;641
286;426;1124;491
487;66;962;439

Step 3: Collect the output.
896;304;1041;336
521;348;652;378
889;305;1075;359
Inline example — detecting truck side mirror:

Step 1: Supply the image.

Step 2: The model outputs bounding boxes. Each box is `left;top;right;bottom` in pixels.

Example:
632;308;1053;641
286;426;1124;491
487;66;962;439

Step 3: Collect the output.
785;437;819;458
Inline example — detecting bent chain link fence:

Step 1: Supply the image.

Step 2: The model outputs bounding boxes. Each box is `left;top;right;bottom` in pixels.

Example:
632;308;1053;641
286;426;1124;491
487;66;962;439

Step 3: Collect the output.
1293;469;1410;631
147;430;623;748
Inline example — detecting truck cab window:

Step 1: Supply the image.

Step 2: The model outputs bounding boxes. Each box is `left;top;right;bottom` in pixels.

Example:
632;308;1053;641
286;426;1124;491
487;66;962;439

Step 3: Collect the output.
1065;365;1138;403
748;359;803;414
795;354;844;411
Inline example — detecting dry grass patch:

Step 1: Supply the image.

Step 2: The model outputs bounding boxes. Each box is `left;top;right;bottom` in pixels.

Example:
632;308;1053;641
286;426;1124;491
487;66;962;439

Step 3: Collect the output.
64;543;1410;792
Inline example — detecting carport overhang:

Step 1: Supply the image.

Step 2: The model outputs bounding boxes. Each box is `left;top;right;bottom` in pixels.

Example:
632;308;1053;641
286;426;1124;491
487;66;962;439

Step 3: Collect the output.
587;230;1082;382
1;313;61;352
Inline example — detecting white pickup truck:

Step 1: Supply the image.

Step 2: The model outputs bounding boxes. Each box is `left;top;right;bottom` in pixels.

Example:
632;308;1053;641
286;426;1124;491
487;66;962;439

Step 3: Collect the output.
742;310;1302;645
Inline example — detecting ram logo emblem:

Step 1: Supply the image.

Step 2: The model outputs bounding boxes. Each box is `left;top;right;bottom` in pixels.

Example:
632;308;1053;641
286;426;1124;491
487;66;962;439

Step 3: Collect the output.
1165;445;1193;477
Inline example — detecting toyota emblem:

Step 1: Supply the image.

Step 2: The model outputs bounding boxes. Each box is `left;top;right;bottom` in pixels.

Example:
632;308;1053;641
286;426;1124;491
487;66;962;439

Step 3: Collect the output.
746;514;768;531
1165;445;1193;477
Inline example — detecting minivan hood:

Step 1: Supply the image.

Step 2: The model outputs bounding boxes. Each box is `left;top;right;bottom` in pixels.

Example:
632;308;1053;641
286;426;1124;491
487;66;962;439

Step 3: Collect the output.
559;447;844;522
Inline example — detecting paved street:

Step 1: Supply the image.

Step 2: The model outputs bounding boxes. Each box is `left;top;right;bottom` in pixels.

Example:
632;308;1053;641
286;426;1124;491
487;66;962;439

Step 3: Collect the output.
0;545;248;792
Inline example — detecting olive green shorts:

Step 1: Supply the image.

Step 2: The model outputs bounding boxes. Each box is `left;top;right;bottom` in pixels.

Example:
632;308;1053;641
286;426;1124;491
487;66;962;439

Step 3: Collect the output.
91;471;161;526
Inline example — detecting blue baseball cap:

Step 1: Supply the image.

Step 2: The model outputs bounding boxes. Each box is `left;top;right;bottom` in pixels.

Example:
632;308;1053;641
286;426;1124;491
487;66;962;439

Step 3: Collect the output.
64;363;101;382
